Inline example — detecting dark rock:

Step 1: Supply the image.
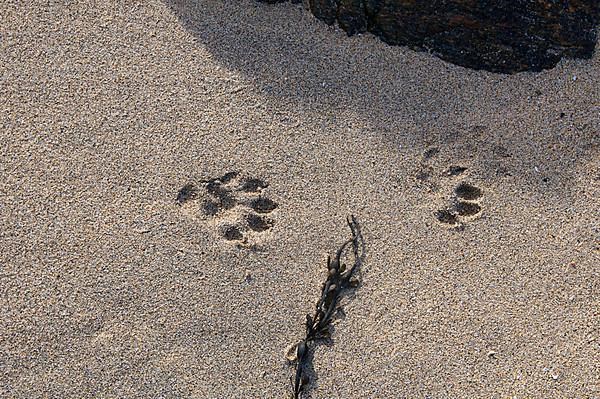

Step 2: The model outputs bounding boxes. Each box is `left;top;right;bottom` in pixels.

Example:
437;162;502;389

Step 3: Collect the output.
309;0;338;25
337;0;367;35
259;0;599;73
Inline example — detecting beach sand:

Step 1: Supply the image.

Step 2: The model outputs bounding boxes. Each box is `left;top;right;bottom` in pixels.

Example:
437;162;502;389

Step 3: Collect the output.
1;1;598;398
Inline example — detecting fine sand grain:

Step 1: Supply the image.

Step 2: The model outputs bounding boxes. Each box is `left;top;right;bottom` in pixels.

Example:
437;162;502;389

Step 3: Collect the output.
1;1;598;398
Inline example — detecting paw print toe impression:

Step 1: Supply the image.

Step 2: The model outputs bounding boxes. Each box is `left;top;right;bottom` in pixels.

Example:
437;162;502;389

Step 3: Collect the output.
454;182;483;201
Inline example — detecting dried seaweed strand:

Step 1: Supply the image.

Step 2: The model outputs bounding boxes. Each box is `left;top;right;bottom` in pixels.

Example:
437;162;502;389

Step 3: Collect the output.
291;215;363;399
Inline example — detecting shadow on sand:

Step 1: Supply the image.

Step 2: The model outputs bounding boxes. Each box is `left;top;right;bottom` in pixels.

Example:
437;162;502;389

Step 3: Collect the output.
164;0;598;196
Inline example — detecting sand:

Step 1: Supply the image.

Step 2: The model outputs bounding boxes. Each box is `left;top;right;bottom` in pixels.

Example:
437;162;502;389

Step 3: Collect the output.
1;1;598;398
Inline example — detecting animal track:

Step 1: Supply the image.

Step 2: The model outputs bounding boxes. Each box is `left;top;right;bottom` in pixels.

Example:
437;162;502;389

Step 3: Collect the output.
454;182;483;201
221;224;244;241
248;197;278;213
436;181;484;228
415;147;484;228
415;148;471;192
434;209;459;225
176;183;198;204
454;201;482;216
246;213;273;232
177;171;277;246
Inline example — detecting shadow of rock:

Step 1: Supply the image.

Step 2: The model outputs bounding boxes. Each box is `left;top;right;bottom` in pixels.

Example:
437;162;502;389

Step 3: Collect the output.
164;0;598;197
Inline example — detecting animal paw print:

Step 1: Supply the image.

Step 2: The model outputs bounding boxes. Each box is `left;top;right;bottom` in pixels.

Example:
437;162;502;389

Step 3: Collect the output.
177;171;277;246
435;182;483;228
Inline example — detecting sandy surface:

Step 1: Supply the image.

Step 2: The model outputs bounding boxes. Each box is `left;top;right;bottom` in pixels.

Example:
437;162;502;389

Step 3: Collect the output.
1;1;599;398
